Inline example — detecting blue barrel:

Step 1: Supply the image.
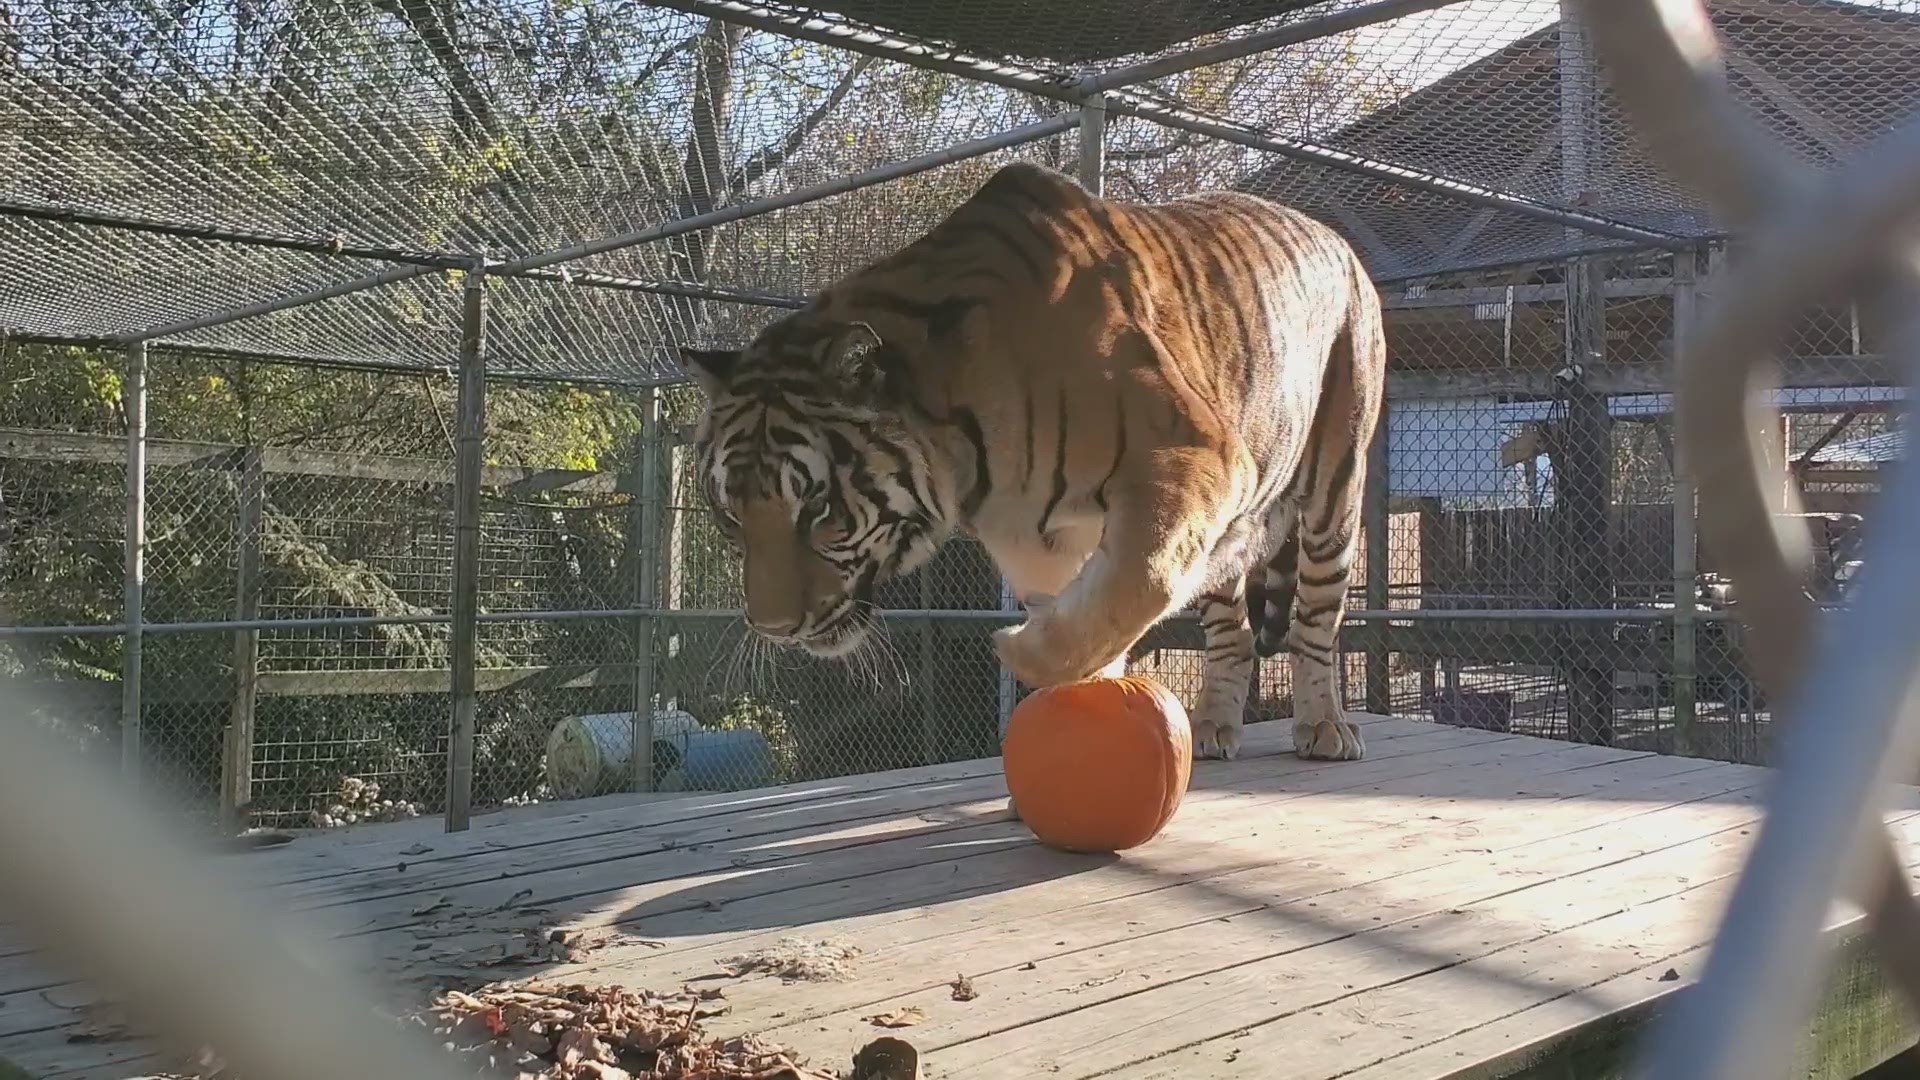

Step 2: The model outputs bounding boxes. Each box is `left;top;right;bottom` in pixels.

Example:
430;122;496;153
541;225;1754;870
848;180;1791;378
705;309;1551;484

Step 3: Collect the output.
670;729;776;790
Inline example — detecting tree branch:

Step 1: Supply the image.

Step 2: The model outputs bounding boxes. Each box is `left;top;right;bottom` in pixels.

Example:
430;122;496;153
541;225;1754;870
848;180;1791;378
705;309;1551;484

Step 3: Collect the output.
726;55;875;196
629;33;702;90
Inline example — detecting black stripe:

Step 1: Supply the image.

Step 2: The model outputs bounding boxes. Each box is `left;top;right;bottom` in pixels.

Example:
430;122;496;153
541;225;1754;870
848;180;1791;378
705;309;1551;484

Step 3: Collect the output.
954;406;992;521
1037;390;1070;537
822;428;859;466
1297;567;1350;589
1295;600;1342;624
1215;220;1275;400
1312;445;1360;539
864;434;940;517
1292;641;1336;666
1092;393;1127;513
1046;209;1101;262
1132;212;1203;328
849;289;983;340
1148;209;1214;342
1302;534;1352;565
973;220;1051;283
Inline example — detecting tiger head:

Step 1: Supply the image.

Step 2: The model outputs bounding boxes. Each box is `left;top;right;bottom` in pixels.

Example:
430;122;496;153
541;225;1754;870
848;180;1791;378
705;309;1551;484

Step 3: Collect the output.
677;316;954;658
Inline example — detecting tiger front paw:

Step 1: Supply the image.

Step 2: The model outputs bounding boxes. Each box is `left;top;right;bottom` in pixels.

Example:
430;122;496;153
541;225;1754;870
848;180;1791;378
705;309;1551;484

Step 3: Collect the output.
993;617;1103;688
1191;715;1242;760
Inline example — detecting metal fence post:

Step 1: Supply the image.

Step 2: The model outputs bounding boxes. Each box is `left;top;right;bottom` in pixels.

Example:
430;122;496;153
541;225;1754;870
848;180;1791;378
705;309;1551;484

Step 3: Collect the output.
222;446;265;832
1363;400;1392;715
120;340;148;785
1078;91;1107;196
446;265;486;832
631;386;663;793
1561;255;1615;745
1671;249;1700;753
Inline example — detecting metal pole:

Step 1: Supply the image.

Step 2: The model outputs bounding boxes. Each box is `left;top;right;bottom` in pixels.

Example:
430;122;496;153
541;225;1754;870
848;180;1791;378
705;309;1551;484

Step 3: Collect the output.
644;0;1072;100
631;387;663;794
118;263;440;344
120;340;147;784
445;266;485;832
494;116;1080;279
222;446;265;833
1671;249;1700;754
1078;93;1107;195
1363;402;1392;715
1084;0;1464;92
1101;97;1685;249
0;200;808;311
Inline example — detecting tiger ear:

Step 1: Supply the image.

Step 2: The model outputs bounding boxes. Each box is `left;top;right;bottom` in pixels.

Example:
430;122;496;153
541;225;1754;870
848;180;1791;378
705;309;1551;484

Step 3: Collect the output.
823;322;894;400
677;346;740;396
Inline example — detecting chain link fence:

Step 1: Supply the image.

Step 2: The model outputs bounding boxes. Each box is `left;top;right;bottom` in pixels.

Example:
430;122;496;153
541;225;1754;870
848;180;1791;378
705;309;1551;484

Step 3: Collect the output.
1;0;1910;840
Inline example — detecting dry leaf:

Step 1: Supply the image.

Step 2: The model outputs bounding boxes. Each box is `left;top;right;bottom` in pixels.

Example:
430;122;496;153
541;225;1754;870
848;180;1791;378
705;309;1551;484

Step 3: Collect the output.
498;888;535;911
862;1006;927;1029
411;895;452;917
948;974;977;1002
400;843;434;856
555;1025;610;1068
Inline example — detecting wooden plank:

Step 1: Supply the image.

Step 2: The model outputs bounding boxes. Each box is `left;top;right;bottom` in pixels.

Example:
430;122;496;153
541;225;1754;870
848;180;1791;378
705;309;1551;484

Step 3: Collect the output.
0;720;1426;983
0;427;620;494
555;743;1705;975
254;664;637;698
943;810;1920;1079
15;663;642;706
268;718;1434;906
0;722;1500;1042
14;724;1908;1080
250;758;1013;886
0;729;1618;1048
567;755;1751;1035
749;765;1776;1075
0;721;1494;1004
1331;929;1910;1080
1100;813;1920;1080
0;756;1014;970
282;723;1479;933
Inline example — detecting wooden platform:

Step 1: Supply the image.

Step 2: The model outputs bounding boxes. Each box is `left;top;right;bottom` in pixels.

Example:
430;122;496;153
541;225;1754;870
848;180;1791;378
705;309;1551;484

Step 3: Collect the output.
5;713;1919;1079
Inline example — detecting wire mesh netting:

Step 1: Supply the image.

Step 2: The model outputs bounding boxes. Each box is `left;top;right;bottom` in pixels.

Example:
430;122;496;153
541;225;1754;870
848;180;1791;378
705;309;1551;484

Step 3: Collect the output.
0;0;1911;848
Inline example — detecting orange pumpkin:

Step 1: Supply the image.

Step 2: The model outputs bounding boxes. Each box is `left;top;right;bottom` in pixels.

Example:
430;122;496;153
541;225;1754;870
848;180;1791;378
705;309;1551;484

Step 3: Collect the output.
1002;675;1193;853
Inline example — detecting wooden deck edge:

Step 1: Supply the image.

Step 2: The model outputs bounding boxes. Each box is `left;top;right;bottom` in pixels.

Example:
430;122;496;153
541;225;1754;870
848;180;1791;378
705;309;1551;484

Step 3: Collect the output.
1456;921;1915;1080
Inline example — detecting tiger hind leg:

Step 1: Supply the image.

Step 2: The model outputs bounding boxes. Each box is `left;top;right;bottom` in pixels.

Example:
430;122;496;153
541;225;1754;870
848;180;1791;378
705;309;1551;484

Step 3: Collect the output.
1191;583;1257;760
1283;314;1383;762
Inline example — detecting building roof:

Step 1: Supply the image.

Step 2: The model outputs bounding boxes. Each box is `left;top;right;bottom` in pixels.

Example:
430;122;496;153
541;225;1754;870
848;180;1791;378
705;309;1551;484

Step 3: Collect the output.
1237;0;1920;279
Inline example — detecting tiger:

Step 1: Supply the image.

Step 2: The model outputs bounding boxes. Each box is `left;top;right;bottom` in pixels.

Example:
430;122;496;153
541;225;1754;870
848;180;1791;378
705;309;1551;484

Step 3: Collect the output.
677;161;1386;762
